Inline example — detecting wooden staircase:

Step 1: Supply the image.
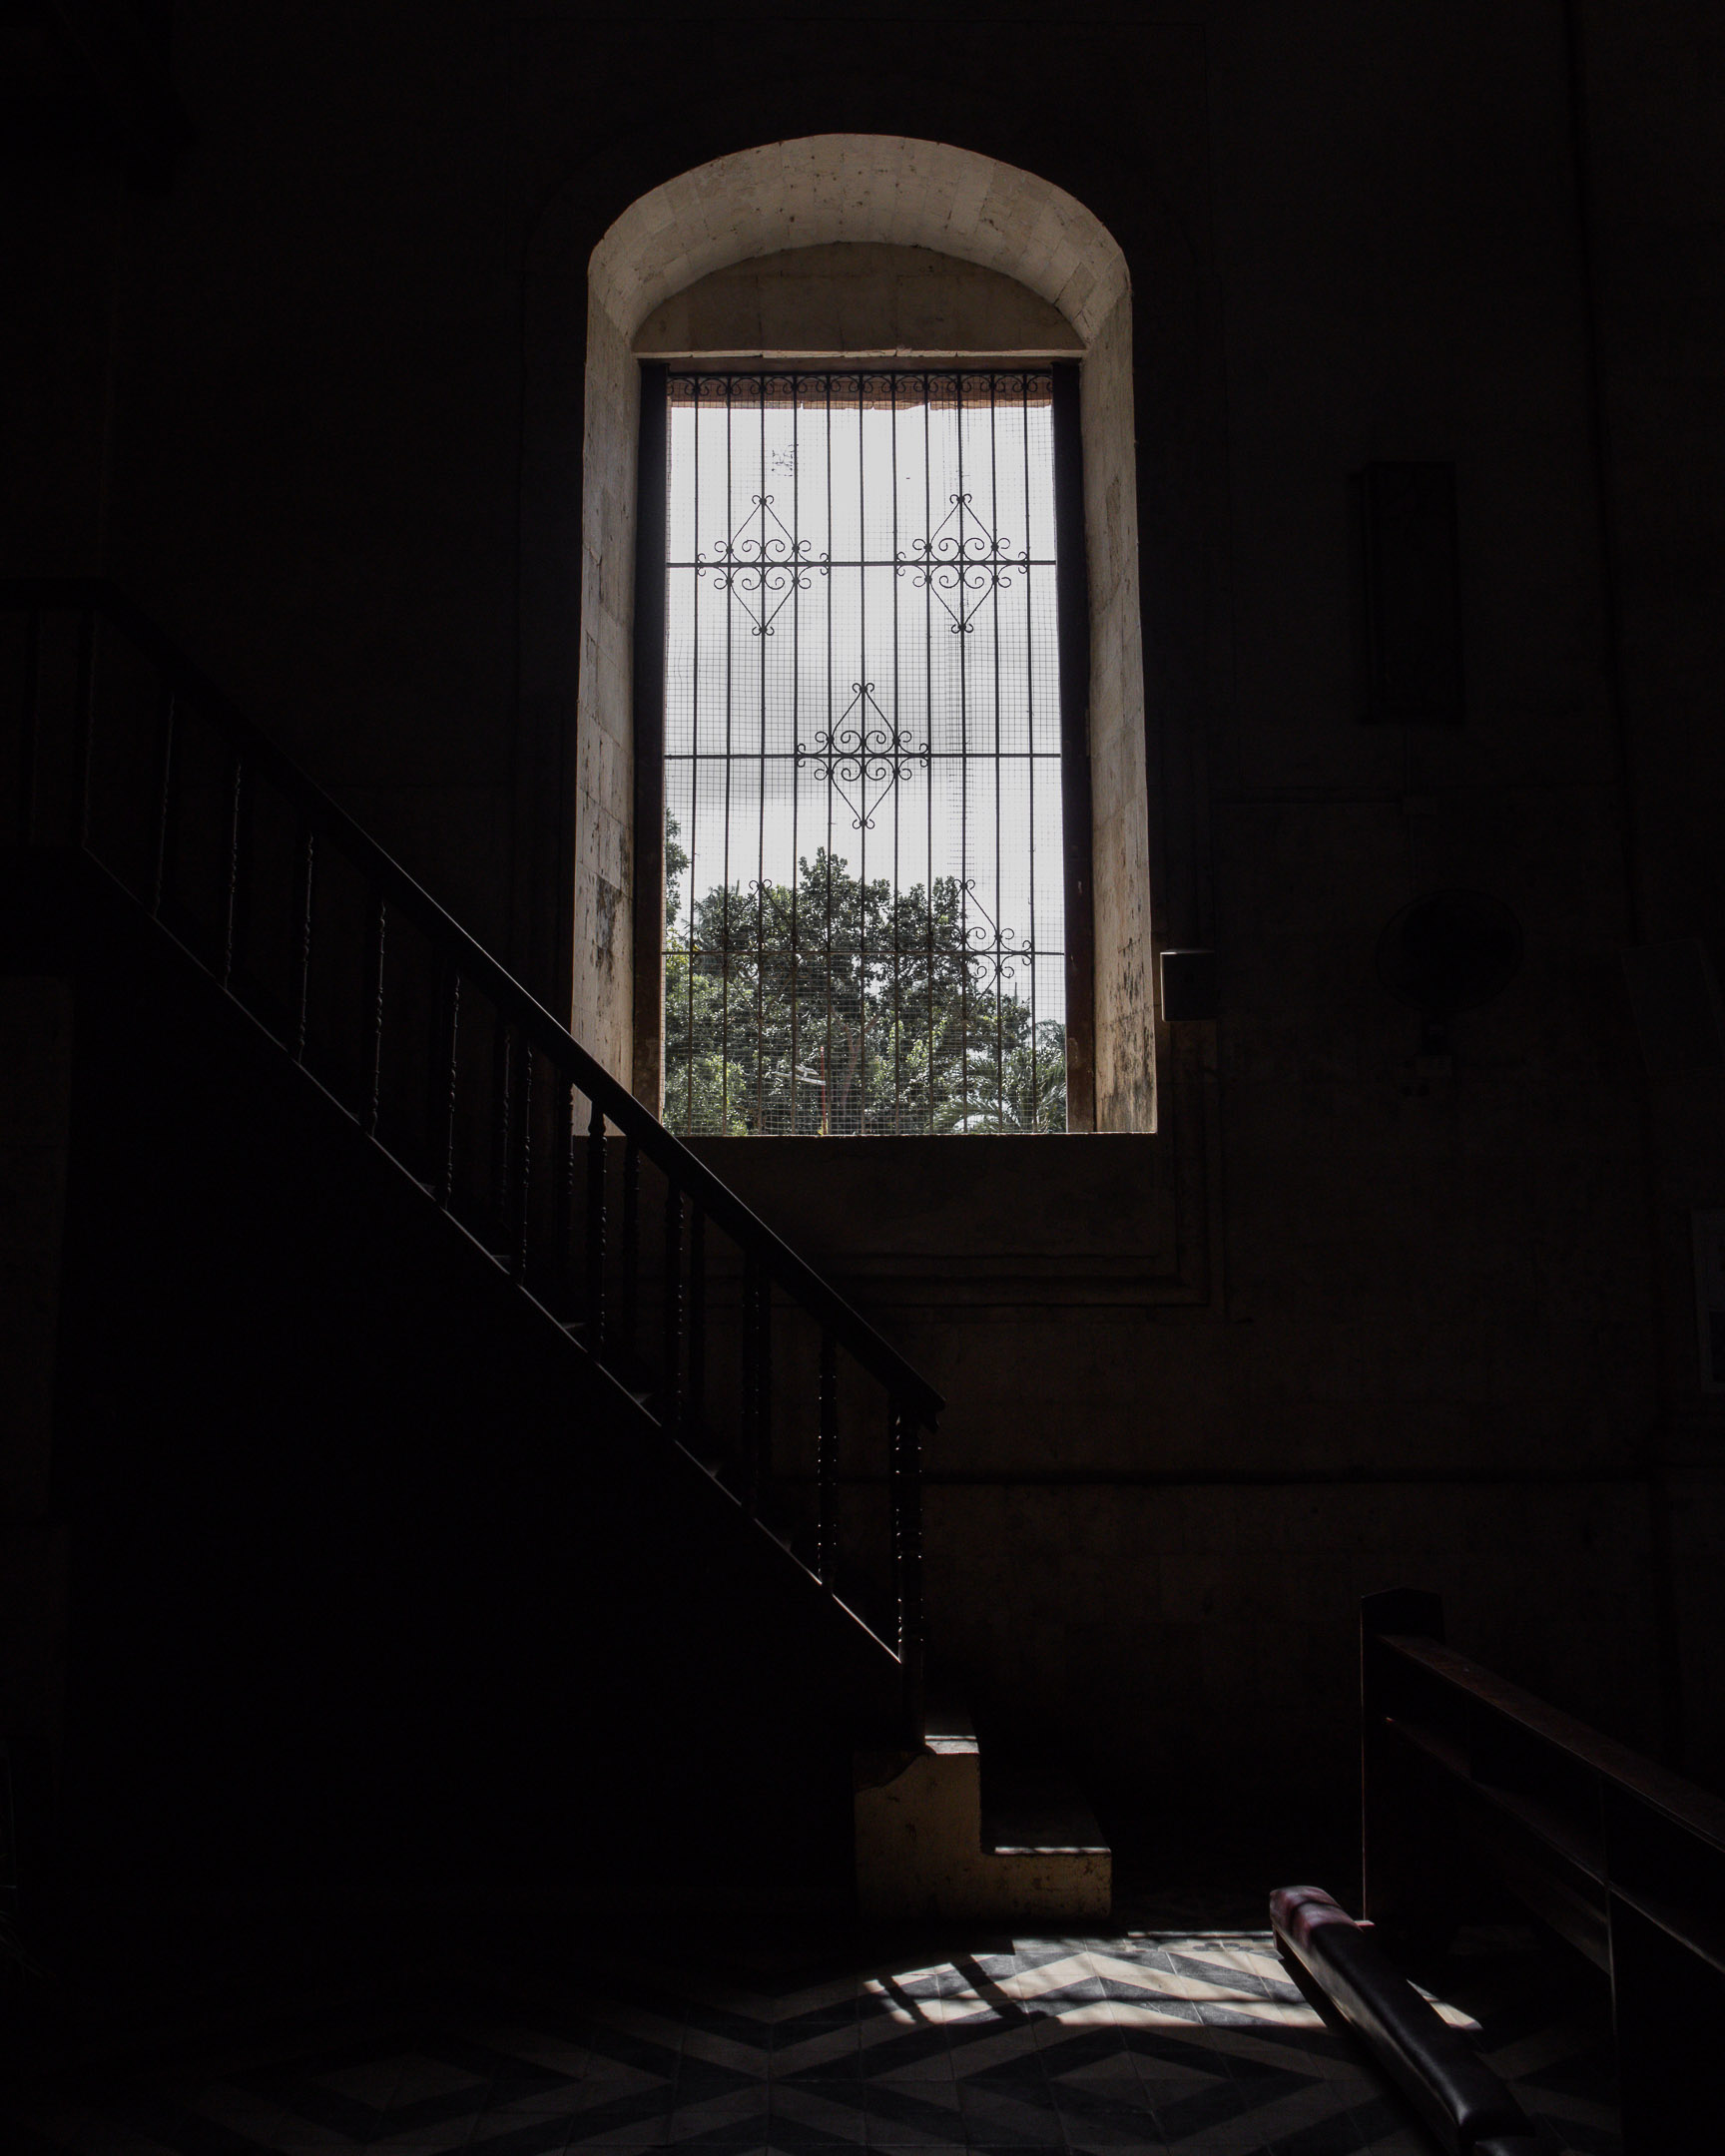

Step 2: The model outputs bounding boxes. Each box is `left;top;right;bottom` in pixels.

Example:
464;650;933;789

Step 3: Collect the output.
1;580;1110;1932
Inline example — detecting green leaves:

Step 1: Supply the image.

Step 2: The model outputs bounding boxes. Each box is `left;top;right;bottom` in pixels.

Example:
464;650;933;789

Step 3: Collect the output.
663;835;1064;1136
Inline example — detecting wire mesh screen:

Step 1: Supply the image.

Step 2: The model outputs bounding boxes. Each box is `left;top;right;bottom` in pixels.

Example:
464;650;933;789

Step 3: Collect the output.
662;369;1067;1137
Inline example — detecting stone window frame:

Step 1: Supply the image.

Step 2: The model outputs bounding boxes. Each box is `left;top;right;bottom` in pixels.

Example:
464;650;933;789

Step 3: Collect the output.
561;138;1158;1138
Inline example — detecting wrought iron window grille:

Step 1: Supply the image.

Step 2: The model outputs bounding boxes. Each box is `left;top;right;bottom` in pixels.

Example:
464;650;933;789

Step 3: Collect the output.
649;366;1087;1139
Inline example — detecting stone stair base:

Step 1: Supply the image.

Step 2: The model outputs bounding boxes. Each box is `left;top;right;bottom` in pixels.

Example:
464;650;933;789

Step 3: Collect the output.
855;1709;1111;1924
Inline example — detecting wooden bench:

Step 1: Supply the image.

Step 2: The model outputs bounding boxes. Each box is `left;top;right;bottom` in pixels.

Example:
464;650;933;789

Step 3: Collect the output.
1362;1588;1725;2148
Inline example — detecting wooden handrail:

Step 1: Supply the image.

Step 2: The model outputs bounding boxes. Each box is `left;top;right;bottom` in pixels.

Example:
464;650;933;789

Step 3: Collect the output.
3;579;944;1743
1376;1630;1725;1855
1361;1591;1725;2150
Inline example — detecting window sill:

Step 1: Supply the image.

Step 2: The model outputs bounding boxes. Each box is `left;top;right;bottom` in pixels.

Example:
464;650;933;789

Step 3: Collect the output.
680;1130;1188;1307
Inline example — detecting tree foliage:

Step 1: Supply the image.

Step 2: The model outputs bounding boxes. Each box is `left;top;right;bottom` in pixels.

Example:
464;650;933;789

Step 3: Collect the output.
663;824;1065;1136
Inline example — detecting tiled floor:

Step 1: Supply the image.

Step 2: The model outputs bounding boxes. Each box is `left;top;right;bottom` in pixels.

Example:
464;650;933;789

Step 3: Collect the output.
3;1927;1618;2156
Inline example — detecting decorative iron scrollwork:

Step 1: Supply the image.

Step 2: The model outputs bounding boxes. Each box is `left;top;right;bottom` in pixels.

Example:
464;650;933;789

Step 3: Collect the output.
900;492;1025;634
698;492;825;638
960;879;1024;987
797;684;929;830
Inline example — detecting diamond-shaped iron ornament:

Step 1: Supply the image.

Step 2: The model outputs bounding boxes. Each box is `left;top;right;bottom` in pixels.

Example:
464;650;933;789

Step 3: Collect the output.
700;492;822;638
797;684;928;830
903;491;1019;634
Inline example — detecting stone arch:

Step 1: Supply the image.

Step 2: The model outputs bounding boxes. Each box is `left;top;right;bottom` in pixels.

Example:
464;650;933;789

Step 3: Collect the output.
587;138;1130;347
564;136;1152;1132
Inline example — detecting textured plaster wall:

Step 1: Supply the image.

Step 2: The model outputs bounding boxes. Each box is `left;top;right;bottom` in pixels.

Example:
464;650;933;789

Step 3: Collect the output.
634;243;1081;358
6;0;1724;1835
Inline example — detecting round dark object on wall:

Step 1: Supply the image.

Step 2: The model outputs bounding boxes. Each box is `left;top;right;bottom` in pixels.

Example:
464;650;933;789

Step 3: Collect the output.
1377;889;1522;1018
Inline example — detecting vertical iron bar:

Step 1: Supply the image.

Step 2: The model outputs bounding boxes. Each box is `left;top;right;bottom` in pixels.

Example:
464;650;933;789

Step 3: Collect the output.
151;680;177;916
662;1179;683;1431
789;373;801;1128
1023;372;1037;1119
586;1098;607;1351
925;379;936;1132
890;1400;925;1746
891;373;902;1130
621;1136;640;1354
687;1205;707;1444
434;962;460;1206
721;373;735;1131
17;611;41;847
290;818;314;1063
361;892;385;1136
220;753;245;987
824;372;836;1131
74;609;96;849
857;371;868;1133
687;375;701;1134
990;372;1004;1122
956;377;970;1132
756;378;768;1134
817;1331;838;1587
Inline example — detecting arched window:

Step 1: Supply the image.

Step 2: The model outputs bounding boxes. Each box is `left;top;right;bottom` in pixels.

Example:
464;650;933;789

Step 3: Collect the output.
576;138;1155;1134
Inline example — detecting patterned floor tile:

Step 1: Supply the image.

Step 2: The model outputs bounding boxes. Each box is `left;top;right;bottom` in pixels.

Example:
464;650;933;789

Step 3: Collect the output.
0;1927;1622;2156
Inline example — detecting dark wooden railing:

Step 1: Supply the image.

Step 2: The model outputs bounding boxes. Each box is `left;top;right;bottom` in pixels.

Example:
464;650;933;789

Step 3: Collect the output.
2;579;941;1742
1363;1589;1725;2149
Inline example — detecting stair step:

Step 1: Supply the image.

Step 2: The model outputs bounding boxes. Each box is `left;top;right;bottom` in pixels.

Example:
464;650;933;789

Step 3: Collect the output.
856;1702;1112;1922
983;1763;1109;1858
